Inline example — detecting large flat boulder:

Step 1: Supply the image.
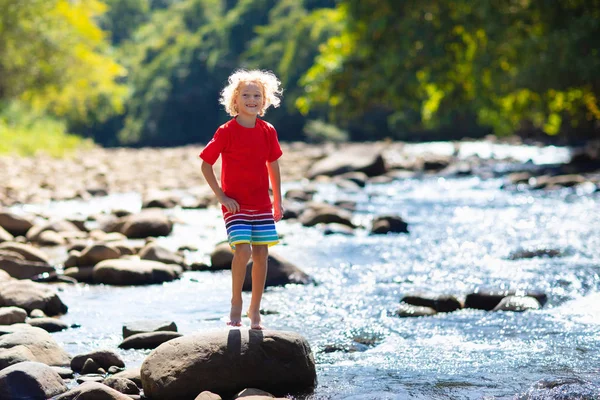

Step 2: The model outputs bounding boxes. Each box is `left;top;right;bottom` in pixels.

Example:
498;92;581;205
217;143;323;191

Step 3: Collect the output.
141;329;316;399
0;280;68;316
0;361;68;399
93;259;182;285
0;325;71;366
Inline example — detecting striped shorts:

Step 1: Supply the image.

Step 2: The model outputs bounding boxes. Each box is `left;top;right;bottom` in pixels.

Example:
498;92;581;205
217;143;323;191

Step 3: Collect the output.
223;209;279;249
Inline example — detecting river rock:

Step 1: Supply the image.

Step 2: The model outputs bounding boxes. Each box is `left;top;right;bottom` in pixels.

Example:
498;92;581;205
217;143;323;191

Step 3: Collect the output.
306;146;386;178
120;209;173;239
0;212;34;237
139;242;186;267
54;381;132;400
71;349;125;373
112;367;142;387
195;391;222;400
0;270;11;283
0;306;27;325
0;345;38;370
0;256;56;279
0;325;71;366
395;303;438;317
284;189;315;202
0;227;13;243
0;361;68;399
508;248;562;260
492;296;541;312
103;376;140;395
141;329;317;399
210;242;234;270
123;320;178;339
0;242;50;264
371;215;409;234
27;317;70;332
0;280;68;316
516;377;600;399
26;220;82;243
243;253;312;291
401;294;463;313
298;203;354;228
93;258;182;285
119;331;183;350
64;266;95;283
465;289;547;310
77;243;121;266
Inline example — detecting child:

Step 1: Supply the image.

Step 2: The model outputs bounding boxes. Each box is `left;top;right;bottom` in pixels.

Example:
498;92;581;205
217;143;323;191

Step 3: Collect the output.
200;69;284;330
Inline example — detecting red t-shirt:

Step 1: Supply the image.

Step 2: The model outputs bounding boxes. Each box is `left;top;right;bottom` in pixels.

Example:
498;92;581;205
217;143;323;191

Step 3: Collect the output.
199;118;283;210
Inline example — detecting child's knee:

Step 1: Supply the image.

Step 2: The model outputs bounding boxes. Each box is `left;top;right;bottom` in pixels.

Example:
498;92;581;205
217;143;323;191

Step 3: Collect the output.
251;244;268;261
234;244;252;261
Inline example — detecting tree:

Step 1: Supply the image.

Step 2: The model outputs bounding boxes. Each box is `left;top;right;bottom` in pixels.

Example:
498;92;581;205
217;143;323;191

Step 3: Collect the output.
0;0;126;124
299;0;600;140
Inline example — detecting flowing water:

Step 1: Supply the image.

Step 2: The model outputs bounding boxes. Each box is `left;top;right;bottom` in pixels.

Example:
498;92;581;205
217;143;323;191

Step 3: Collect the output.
12;143;600;399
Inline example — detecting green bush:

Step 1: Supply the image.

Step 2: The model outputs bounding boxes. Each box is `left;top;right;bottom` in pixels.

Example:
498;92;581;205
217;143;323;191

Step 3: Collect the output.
0;102;93;157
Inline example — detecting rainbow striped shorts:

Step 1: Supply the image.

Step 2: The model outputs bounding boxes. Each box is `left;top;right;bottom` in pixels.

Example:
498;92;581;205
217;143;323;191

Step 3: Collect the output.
223;209;279;249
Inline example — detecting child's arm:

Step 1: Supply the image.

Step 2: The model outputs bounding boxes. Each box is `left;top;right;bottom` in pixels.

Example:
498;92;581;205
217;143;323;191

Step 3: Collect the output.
267;160;283;221
200;161;240;213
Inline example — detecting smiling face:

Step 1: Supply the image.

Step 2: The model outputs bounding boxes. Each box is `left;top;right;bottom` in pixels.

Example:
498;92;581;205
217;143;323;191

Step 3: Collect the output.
234;82;265;117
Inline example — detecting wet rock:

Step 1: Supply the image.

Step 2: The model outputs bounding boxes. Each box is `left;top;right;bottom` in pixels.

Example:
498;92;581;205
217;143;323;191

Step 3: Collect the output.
394;303;438;317
0;227;13;243
284;189;315;202
196;391;223;400
139;242;186;267
0;256;56;279
141;329;316;399
370;215;409;234
337;171;369;187
120;209;173;239
93;258;182;285
0;212;34;237
0;325;71;366
0;270;11;283
0;306;27;325
401;294;463;313
306;146;387;178
190;262;210;271
465;289;548;311
112;367;142;387
320;223;355;236
0;345;37;369
123;320;178;339
515;376;600;400
0;280;68;316
103;376;140;395
38;230;67;246
76;374;106;384
210;242;234;270
27;317;70;332
119;331;183;350
29;309;47;318
508;248;562;260
243;253;313;291
0;361;68;399
492;296;541;312
26;220;81;243
77;243;121;266
142;193;180;209
81;358;102;374
54;381;132;400
51;366;74;379
298;203;354;228
64;266;95;283
71;350;125;373
0;242;51;264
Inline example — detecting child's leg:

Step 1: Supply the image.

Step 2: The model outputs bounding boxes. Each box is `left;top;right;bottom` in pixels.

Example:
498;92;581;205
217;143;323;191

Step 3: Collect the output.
248;244;268;329
229;243;251;326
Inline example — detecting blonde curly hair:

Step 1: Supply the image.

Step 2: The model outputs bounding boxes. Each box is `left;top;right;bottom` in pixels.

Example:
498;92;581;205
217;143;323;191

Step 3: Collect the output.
220;69;283;117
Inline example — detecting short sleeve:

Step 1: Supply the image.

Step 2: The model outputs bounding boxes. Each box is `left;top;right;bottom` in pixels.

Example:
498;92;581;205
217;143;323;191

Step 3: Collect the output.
267;124;283;162
199;127;227;165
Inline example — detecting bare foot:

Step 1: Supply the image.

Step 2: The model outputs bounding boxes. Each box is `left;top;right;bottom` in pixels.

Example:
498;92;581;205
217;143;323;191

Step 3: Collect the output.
227;304;243;327
247;308;264;330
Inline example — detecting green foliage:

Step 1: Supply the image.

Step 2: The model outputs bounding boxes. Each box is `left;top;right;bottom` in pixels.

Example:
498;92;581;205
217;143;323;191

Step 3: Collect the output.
100;0;151;45
0;0;126;124
0;102;93;157
299;0;600;138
